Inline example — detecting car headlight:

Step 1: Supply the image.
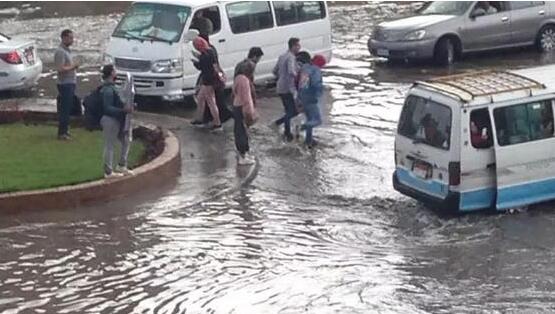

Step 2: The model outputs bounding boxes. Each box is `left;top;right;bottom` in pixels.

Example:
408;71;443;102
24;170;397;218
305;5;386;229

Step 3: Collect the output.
103;53;114;65
404;30;426;41
152;59;183;73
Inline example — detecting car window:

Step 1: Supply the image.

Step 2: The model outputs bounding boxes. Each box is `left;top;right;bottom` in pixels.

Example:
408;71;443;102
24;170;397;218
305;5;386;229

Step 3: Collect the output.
510;1;544;10
471;1;507;16
226;1;273;34
493;100;554;146
273;2;326;26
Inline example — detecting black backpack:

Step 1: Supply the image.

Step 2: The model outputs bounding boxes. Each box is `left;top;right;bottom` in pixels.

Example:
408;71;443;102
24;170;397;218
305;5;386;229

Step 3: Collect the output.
83;86;104;131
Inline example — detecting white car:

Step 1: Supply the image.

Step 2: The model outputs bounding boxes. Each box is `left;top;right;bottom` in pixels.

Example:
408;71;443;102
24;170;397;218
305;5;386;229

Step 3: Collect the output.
0;32;42;91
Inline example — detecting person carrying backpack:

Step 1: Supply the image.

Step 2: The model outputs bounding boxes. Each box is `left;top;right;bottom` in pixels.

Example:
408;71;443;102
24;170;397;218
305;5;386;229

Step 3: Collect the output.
99;64;134;179
297;54;326;148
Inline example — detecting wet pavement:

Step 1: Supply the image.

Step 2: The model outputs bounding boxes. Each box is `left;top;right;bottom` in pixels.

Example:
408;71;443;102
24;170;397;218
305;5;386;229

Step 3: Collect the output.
3;2;555;313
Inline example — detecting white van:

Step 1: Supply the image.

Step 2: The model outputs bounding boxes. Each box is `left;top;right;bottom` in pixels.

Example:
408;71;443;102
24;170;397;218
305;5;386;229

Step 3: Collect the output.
394;65;555;213
103;1;332;101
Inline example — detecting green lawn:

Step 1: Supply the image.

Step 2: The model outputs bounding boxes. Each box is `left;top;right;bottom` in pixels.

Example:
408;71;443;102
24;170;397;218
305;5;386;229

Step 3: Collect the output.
0;123;145;193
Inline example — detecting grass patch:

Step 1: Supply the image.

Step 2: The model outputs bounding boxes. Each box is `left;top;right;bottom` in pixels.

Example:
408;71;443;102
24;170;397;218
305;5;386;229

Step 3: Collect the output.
0;123;145;193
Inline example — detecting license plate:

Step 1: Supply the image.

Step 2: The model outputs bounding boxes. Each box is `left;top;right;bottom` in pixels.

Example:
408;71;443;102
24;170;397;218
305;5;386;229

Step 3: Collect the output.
413;161;431;179
377;49;389;57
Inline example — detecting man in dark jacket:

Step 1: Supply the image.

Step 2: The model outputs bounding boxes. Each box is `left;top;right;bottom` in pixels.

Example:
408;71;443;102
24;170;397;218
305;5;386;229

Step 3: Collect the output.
100;65;133;179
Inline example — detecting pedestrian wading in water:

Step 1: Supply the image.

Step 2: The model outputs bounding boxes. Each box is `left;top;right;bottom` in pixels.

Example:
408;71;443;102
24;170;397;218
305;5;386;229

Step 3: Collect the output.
190;36;222;132
233;59;258;165
297;53;326;148
273;37;302;142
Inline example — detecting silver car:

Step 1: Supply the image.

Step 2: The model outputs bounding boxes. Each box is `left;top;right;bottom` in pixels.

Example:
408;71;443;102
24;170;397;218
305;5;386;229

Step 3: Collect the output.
368;1;555;65
0;32;42;91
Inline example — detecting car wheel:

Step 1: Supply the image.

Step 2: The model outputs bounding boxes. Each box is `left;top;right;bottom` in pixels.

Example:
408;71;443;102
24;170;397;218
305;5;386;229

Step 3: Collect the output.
434;37;455;66
537;25;555;52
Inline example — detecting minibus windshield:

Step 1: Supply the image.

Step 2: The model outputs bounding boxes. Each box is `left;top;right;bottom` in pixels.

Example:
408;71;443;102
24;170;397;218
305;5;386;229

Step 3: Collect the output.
398;95;452;150
113;3;191;43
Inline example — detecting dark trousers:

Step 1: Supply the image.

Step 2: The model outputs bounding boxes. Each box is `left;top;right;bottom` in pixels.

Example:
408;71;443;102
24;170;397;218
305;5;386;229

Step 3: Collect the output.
233;106;249;155
275;93;298;136
203;87;233;124
57;83;75;136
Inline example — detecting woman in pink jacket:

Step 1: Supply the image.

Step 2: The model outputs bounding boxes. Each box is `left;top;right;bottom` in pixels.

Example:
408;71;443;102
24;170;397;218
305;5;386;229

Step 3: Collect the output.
233;61;258;165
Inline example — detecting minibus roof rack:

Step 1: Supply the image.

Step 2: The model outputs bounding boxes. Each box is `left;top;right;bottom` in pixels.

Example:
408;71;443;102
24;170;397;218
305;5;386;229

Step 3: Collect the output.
414;70;546;103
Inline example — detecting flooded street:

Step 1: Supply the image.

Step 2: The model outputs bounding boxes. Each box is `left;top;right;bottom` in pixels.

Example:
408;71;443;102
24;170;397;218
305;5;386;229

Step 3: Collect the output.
3;2;555;313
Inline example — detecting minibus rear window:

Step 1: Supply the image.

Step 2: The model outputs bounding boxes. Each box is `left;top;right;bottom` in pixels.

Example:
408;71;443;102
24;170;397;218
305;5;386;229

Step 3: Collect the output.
398;95;452;150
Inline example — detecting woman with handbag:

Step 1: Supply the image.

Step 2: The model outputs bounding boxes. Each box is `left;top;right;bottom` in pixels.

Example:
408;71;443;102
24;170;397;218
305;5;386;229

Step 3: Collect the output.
191;37;222;131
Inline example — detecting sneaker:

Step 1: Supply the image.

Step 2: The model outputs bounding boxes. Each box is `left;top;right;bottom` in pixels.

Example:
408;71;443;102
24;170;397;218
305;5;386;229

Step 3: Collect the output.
238;154;255;165
210;124;223;133
104;172;124;179
191;120;204;126
115;166;134;176
57;134;71;141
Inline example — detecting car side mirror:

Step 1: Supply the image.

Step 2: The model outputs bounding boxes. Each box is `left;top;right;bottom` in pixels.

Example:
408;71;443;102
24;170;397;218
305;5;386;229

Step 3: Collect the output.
470;10;485;19
183;29;199;43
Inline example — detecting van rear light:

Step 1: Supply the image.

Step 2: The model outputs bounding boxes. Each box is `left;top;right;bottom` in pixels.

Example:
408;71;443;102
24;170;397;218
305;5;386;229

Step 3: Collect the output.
449;162;461;186
0;51;22;64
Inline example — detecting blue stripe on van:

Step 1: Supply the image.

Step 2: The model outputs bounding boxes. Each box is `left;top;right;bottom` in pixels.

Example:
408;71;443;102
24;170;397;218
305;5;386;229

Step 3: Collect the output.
396;167;449;199
497;176;555;210
459;188;495;212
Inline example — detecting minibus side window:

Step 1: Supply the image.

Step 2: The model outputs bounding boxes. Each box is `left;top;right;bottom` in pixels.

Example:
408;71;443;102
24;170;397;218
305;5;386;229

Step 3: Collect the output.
190;6;222;35
493;100;554;146
398;95;452;150
226;2;274;34
273;2;326;26
470;109;493;149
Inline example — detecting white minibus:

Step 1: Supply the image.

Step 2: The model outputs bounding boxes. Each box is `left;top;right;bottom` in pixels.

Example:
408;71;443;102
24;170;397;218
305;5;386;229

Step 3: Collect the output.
394;65;555;212
103;1;332;101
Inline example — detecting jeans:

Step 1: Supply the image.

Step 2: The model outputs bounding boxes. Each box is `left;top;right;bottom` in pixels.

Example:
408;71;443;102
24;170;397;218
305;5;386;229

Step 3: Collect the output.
275;93;298;136
203;87;233;124
233;106;249;155
57;83;75;136
302;101;322;145
101;116;131;175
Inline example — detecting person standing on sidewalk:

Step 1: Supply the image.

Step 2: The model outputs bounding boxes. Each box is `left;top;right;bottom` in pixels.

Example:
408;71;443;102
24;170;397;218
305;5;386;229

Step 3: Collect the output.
100;65;133;179
54;29;79;140
191;37;222;131
272;38;301;141
298;54;326;148
233;61;258;165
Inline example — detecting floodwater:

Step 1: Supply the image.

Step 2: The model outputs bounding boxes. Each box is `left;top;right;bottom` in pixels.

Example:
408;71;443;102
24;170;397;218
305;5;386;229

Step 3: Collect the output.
3;2;555;313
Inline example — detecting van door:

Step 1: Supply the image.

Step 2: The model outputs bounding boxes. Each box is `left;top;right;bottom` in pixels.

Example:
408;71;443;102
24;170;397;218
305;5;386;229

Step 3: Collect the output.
395;92;458;203
489;97;555;210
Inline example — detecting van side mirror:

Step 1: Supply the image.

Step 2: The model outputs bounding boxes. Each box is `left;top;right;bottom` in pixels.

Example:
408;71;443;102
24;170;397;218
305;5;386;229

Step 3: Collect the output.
183;29;199;43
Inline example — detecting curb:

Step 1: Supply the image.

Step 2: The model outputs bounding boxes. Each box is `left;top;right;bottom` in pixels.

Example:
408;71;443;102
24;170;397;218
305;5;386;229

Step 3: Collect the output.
0;114;181;213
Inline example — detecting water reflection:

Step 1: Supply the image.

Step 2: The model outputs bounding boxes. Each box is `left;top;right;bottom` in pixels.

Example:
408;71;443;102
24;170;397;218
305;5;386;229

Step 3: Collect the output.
3;2;555;313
